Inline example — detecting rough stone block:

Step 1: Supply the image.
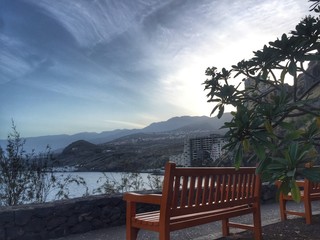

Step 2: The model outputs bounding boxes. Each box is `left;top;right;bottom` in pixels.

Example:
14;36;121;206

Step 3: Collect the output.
109;197;122;206
16;232;44;240
0;211;14;226
54;203;74;217
70;221;92;234
66;215;78;226
91;219;103;229
0;228;5;240
33;206;54;218
6;226;25;239
47;216;67;230
15;209;34;226
110;207;121;222
25;218;46;233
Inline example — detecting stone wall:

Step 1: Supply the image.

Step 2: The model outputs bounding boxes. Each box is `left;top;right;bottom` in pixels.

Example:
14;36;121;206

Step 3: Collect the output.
0;184;277;240
0;192;160;240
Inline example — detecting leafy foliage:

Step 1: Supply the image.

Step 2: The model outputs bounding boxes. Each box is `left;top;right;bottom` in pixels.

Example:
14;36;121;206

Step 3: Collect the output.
203;1;320;202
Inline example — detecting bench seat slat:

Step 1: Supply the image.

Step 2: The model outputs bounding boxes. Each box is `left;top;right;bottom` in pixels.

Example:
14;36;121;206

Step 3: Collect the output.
131;205;255;232
171;199;255;216
170;206;254;231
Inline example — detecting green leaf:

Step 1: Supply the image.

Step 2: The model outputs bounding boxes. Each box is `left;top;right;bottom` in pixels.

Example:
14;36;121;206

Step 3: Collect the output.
280;68;287;83
234;143;243;169
267;163;287;170
281;33;288;41
301;54;320;61
270;157;287;165
276;180;292;201
278;121;295;130
290;179;301;203
264;120;273;134
252;141;266;161
284;130;304;141
210;104;221;116
288;61;297;76
217;105;225;119
288;142;299;162
286;170;295;177
256;156;271;175
242;139;250;152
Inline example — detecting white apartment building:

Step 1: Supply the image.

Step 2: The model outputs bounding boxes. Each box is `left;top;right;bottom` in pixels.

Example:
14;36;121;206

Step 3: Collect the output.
169;134;227;166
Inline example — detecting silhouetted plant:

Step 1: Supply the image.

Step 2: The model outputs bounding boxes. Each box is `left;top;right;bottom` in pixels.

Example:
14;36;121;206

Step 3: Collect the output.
146;174;163;190
94;172;162;195
0;122;88;206
203;0;320;201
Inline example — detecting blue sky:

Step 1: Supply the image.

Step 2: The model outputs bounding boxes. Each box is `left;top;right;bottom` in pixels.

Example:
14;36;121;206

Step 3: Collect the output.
0;0;310;138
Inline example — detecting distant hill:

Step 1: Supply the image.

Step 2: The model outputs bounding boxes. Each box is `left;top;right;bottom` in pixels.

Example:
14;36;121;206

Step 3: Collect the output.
0;113;232;153
62;140;100;155
142;115;231;132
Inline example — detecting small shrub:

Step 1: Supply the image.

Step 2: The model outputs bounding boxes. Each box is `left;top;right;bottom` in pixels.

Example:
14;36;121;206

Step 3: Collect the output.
94;172;163;195
0;122;88;206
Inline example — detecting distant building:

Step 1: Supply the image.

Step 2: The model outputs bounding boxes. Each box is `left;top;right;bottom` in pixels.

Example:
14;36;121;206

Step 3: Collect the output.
169;134;227;167
189;134;227;166
210;138;228;162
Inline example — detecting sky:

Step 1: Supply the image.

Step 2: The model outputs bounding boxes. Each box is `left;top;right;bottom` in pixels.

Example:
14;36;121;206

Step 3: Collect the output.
0;0;312;139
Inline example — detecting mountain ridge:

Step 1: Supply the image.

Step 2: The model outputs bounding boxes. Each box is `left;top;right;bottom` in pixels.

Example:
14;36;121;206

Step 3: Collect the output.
0;114;232;153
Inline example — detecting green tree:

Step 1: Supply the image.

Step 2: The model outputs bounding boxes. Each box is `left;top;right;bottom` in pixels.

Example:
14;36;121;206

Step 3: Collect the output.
203;0;320;201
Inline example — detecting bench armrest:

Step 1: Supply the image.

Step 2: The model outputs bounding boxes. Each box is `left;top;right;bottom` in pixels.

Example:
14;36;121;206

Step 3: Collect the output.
296;180;306;187
123;192;162;205
276;180;306;188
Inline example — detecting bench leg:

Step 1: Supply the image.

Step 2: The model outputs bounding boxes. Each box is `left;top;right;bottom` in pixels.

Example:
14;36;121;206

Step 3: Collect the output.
304;199;312;224
222;218;229;236
279;197;287;221
159;230;170;240
126;226;139;240
253;208;262;240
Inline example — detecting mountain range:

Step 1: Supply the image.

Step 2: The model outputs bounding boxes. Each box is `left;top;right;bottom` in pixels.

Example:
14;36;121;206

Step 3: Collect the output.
0;114;232;153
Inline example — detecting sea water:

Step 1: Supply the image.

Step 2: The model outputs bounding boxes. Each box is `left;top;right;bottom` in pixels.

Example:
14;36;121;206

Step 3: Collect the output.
46;171;163;202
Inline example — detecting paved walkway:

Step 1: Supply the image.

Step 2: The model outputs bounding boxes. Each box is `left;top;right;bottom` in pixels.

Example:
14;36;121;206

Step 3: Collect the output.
52;201;320;240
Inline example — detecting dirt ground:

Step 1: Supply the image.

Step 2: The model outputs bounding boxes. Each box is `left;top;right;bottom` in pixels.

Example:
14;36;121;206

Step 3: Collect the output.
219;214;320;240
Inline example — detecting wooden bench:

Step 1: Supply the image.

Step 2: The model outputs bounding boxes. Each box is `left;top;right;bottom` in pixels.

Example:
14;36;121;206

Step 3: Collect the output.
123;162;262;240
277;179;320;224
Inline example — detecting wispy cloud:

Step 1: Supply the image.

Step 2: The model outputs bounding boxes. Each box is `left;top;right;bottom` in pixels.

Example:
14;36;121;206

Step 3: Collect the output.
26;0;172;47
0;0;312;138
0;35;34;84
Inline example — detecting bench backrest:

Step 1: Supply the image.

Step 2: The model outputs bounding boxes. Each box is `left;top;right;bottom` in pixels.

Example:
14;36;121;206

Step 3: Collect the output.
160;162;261;218
305;179;320;194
